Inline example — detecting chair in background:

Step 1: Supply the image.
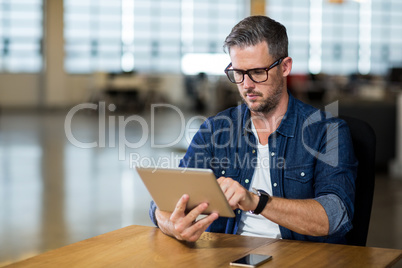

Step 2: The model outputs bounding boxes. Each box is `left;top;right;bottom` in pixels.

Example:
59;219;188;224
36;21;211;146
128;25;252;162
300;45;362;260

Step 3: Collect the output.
340;116;376;246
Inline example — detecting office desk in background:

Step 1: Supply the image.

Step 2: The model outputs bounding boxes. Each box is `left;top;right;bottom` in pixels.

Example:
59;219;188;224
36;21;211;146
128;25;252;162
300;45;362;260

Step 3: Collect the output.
4;225;402;268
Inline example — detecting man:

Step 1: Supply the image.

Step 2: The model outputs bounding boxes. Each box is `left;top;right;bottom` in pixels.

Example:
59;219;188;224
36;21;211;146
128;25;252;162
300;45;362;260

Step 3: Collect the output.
149;16;357;244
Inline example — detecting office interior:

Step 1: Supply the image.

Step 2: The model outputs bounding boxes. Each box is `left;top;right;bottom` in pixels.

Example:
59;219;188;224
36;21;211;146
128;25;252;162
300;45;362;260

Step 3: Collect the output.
1;0;402;266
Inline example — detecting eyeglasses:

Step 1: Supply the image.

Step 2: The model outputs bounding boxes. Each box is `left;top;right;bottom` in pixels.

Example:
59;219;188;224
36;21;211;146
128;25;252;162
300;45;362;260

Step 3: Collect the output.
224;57;285;84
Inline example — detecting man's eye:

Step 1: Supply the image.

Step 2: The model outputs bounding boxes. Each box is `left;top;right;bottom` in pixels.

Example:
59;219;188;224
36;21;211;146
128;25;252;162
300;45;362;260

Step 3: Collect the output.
251;69;266;75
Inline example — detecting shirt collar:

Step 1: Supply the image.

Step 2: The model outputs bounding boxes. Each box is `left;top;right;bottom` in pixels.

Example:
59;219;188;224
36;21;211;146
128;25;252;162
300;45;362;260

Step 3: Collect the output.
242;92;296;138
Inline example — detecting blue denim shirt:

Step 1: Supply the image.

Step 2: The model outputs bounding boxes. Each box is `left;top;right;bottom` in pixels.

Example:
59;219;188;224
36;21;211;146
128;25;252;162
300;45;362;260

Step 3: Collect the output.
150;93;357;244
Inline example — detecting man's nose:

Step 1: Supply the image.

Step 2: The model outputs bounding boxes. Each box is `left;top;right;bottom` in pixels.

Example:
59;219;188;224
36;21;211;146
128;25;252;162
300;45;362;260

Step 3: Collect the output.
243;73;255;89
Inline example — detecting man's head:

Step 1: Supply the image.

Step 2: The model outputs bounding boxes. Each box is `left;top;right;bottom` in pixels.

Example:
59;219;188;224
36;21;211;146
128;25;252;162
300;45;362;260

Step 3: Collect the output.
223;16;292;117
223;16;288;59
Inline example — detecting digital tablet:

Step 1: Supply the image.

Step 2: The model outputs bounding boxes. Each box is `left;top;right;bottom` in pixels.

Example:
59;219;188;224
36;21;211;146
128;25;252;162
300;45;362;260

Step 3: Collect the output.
136;167;235;218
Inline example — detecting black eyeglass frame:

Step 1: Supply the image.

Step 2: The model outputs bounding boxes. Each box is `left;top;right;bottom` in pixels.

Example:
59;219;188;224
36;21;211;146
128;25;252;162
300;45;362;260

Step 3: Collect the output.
224;57;285;84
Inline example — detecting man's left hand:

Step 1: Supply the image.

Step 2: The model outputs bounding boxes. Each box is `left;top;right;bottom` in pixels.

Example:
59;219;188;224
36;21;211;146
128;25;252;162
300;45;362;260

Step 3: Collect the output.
217;177;259;211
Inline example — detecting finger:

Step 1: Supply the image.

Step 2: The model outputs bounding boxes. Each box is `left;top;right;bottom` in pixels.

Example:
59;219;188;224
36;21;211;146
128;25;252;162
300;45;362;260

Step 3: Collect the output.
185;202;209;223
199;212;219;226
217;176;231;185
181;213;219;242
217;177;232;192
217;176;226;184
173;202;209;236
170;194;189;221
224;184;245;209
227;192;241;209
218;178;238;204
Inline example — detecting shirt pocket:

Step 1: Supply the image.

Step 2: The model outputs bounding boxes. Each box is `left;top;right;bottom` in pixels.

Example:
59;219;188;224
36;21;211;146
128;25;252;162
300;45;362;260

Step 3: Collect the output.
283;164;315;198
284;164;314;183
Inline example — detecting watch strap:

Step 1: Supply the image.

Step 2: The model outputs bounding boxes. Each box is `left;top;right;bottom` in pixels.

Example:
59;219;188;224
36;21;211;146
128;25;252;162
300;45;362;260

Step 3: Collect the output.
251;188;269;215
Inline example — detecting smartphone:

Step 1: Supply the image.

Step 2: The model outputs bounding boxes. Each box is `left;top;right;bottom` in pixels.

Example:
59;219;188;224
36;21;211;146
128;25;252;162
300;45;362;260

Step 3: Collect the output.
230;254;272;267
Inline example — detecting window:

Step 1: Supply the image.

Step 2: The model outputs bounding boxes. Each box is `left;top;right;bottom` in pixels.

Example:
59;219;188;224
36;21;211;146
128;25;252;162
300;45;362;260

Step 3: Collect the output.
181;0;246;75
129;0;182;72
0;0;43;73
64;0;122;74
64;0;247;74
267;0;402;75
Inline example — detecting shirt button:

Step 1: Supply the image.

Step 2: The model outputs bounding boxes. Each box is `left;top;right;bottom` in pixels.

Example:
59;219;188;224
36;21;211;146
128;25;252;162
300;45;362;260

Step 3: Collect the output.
252;150;256;154
271;152;275;156
301;172;305;177
245;179;250;184
273;183;278;187
222;170;225;175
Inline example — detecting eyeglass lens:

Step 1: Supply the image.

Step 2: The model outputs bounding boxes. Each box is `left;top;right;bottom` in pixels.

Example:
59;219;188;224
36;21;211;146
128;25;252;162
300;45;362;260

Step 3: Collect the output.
227;69;268;83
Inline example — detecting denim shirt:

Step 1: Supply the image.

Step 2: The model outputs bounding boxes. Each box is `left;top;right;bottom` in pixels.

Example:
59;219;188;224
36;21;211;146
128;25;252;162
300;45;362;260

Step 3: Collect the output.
150;93;357;244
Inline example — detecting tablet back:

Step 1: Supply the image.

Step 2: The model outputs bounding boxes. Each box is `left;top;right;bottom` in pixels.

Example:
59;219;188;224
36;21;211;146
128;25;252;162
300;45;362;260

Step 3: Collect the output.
136;167;235;218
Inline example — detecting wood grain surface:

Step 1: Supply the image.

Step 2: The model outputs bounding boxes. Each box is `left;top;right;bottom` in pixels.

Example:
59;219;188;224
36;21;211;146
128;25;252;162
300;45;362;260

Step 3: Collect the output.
4;225;402;268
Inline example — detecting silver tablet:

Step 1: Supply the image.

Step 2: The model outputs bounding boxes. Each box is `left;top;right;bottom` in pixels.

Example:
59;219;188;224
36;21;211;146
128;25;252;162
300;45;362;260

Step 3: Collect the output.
136;167;235;218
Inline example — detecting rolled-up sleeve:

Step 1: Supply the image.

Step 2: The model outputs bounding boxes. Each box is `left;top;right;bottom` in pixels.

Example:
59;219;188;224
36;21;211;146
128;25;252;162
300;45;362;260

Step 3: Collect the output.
315;194;352;236
312;118;357;237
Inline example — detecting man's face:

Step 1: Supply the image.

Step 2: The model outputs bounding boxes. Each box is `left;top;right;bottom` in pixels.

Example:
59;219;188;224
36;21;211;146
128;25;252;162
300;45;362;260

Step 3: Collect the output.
229;41;285;115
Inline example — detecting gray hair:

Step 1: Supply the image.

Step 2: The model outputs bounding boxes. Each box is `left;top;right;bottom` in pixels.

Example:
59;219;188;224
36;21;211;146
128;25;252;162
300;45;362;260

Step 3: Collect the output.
223;16;288;59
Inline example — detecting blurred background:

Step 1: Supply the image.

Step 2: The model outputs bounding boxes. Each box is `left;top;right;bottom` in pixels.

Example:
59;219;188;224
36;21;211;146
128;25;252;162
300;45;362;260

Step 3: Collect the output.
1;0;402;265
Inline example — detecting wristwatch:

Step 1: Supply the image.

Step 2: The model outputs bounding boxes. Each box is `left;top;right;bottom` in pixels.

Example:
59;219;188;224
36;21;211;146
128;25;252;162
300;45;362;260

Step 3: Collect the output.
250;187;270;215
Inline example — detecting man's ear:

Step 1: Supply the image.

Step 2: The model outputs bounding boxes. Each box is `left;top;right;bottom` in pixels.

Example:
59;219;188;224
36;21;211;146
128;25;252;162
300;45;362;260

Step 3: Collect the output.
282;57;293;77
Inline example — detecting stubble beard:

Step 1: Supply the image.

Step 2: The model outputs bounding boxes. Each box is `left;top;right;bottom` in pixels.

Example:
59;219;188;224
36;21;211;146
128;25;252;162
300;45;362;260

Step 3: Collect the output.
242;79;284;115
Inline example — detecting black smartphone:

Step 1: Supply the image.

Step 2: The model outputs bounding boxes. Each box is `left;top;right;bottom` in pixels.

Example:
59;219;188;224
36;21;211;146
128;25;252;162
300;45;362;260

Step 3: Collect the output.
230;254;272;267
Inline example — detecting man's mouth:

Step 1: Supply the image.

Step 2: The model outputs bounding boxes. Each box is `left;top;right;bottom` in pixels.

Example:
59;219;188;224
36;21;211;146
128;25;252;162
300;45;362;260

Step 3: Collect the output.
245;92;261;101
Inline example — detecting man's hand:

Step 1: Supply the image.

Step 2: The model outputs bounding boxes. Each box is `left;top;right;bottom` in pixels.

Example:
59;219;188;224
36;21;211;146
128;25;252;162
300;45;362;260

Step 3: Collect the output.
218;177;329;236
217;177;259;212
155;194;219;242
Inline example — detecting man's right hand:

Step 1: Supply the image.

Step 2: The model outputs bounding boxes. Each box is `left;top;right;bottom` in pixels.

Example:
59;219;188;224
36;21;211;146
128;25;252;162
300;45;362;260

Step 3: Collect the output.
155;194;219;242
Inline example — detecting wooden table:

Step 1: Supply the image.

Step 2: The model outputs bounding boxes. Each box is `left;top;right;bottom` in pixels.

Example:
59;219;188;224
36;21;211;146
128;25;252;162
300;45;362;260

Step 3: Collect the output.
4;225;402;268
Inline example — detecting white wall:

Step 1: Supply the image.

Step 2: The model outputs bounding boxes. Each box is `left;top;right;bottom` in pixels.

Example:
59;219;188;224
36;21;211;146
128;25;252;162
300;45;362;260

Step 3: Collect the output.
0;74;41;108
0;72;93;109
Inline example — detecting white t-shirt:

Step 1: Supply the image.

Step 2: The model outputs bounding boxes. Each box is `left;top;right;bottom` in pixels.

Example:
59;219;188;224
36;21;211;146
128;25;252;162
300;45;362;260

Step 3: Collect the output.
236;121;282;239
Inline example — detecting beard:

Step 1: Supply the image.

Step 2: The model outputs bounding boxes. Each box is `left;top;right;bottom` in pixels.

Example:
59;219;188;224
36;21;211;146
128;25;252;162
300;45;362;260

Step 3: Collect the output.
241;78;284;115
